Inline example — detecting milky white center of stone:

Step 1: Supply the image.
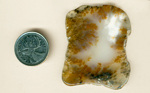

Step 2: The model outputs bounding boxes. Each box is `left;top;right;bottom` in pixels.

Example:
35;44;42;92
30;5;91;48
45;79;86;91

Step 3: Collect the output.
73;12;126;69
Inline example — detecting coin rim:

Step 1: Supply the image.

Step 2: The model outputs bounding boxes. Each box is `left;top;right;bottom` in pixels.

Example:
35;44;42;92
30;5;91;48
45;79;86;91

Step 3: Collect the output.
14;31;49;66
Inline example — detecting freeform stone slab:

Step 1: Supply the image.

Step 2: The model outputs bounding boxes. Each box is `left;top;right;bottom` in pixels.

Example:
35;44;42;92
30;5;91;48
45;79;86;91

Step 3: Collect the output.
62;5;131;90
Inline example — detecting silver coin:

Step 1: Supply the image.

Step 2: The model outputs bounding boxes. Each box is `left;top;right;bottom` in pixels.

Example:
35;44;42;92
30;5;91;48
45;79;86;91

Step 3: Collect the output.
15;32;49;66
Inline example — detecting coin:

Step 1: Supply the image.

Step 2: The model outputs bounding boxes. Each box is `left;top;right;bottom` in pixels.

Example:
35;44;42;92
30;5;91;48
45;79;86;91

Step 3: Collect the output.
15;32;49;66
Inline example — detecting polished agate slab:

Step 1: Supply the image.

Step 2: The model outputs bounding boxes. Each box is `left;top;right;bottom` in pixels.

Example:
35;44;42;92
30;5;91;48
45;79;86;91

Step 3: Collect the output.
62;5;131;90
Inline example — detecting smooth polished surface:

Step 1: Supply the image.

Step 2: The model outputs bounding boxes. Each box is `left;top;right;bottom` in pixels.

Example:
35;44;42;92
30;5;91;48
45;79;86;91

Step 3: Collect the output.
15;32;49;66
0;0;150;93
62;5;131;90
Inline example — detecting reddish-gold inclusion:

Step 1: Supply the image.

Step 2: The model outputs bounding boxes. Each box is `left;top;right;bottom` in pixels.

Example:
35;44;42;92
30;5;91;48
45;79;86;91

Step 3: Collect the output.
63;5;130;89
66;16;98;54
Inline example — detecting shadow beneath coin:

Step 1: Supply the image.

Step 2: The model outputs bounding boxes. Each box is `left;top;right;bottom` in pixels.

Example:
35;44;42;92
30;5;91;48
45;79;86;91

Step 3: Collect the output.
26;28;53;63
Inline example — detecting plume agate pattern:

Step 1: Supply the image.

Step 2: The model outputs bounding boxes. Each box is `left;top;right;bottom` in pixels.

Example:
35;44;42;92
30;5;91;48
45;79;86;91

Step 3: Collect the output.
62;5;131;90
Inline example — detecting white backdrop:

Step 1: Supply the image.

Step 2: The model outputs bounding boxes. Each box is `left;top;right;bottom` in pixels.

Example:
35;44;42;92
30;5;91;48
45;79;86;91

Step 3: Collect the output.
0;0;150;93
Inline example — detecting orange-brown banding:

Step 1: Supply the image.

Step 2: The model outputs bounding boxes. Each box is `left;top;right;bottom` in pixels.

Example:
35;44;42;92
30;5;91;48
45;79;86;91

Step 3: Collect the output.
97;7;107;19
112;6;124;16
102;5;112;13
66;16;98;54
115;27;127;50
119;27;127;34
63;5;129;85
115;35;127;50
114;56;122;63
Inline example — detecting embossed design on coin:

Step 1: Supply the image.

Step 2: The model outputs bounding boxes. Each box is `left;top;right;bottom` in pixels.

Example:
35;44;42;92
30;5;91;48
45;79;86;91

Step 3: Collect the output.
15;32;49;66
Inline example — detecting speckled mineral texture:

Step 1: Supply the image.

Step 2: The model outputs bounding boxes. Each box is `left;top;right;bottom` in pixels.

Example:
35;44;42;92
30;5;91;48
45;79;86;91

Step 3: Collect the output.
62;5;131;90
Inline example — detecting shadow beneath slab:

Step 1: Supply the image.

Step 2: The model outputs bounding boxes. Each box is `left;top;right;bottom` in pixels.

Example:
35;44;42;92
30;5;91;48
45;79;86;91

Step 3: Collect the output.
91;2;116;6
81;2;120;8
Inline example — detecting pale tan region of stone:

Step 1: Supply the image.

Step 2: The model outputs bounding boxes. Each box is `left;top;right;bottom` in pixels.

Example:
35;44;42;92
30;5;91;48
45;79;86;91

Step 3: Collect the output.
62;5;131;90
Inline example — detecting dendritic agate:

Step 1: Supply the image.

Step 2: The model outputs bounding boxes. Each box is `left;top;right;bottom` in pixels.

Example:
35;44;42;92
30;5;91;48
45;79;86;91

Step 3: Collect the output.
62;5;131;90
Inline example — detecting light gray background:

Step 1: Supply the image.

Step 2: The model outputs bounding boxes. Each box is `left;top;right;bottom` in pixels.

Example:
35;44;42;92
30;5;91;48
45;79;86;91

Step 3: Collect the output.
0;0;149;93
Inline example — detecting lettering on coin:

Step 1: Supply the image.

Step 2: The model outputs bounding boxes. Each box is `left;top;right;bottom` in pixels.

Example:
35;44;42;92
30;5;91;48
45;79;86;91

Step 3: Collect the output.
15;32;49;66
